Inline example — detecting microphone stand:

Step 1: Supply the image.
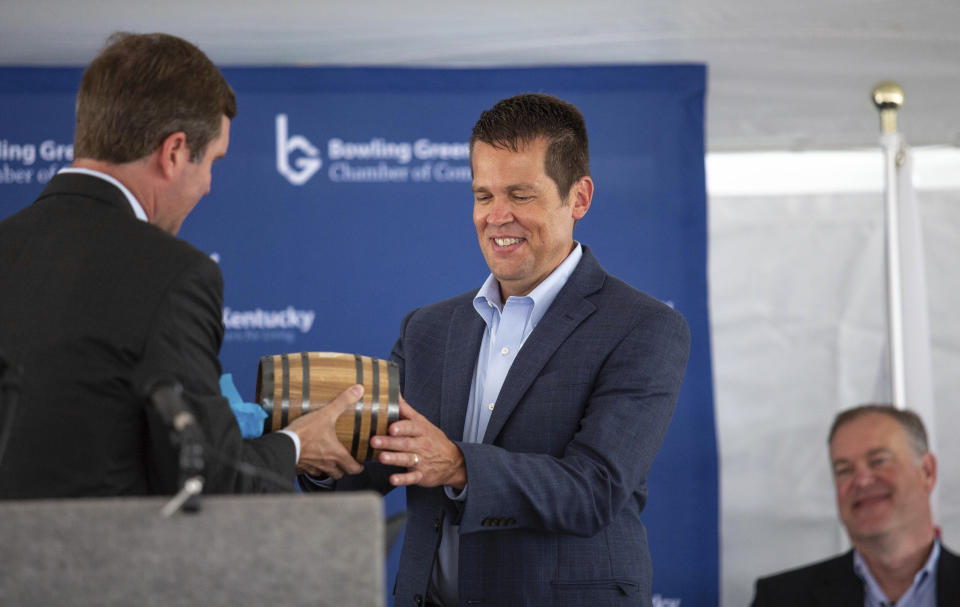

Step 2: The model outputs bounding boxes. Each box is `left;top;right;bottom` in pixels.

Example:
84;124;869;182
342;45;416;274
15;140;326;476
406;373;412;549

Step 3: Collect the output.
146;379;206;518
160;419;205;518
145;376;298;508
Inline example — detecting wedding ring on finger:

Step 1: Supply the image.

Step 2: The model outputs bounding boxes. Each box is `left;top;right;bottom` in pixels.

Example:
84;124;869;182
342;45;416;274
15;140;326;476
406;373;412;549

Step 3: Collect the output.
412;453;420;467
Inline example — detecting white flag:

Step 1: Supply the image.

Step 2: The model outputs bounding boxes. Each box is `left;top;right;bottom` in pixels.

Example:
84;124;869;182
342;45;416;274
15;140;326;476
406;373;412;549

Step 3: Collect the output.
881;133;936;439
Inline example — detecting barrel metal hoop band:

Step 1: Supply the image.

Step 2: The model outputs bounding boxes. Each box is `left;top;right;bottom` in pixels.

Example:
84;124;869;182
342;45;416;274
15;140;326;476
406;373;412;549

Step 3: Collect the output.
300;351;311;413
260;357;274;434
352;354;363;457
281;353;291;427
387;361;400;425
370;357;381;444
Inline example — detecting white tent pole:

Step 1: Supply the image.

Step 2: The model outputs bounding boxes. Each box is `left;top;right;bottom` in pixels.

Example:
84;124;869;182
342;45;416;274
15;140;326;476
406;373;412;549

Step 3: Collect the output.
873;82;907;410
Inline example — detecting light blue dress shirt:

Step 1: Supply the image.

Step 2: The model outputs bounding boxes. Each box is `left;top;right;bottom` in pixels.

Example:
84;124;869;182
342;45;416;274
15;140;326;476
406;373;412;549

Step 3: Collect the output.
854;540;940;607
429;243;583;606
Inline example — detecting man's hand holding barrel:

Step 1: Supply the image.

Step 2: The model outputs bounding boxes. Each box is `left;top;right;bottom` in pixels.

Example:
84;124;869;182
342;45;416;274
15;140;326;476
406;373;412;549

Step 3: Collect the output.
371;396;467;491
285;384;365;479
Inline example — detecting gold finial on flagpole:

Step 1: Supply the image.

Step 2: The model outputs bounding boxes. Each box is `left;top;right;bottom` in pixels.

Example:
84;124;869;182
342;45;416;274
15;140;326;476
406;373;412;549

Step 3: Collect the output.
872;81;904;135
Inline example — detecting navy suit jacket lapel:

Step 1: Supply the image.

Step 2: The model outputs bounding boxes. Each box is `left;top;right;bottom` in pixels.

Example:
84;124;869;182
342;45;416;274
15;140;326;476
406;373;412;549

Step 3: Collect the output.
439;301;484;441
481;246;604;444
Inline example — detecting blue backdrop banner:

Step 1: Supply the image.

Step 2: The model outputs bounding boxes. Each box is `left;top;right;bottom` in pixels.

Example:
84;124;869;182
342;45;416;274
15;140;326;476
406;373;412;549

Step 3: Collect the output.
0;64;717;604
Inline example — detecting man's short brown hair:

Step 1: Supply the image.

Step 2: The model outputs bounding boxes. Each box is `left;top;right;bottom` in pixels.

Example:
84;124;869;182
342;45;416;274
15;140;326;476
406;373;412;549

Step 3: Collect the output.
74;32;236;164
470;93;590;200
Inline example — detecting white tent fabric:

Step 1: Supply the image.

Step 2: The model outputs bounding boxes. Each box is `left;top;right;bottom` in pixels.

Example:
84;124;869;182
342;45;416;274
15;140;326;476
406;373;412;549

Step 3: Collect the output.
3;1;960;151
710;151;960;606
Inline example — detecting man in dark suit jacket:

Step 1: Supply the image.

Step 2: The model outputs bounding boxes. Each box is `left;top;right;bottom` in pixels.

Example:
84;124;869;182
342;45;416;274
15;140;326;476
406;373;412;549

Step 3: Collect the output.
752;405;960;606
0;32;361;498
319;94;691;606
752;547;960;606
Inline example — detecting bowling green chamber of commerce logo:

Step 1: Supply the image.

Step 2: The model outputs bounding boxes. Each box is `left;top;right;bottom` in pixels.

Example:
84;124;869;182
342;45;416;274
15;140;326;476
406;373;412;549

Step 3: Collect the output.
0;138;74;185
275;114;472;186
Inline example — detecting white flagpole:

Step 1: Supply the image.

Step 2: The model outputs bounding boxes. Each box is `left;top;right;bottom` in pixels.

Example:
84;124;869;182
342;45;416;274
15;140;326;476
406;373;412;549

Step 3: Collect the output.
872;82;936;461
873;82;908;410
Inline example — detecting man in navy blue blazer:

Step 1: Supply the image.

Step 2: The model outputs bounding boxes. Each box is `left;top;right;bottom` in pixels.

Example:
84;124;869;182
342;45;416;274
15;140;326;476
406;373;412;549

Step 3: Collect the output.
326;94;690;606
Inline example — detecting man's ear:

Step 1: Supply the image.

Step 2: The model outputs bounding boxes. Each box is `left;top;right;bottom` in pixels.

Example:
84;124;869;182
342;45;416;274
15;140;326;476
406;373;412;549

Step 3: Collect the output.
921;452;937;492
569;176;593;221
157;131;189;179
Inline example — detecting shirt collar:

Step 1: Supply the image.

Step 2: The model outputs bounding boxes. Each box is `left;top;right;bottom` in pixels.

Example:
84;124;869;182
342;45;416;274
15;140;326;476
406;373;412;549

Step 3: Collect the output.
473;242;583;326
58;167;148;222
853;540;941;605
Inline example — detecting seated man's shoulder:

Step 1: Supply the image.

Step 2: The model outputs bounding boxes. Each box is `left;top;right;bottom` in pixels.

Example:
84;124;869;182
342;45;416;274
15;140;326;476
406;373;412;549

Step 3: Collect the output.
753;551;856;605
940;543;960;595
943;542;960;563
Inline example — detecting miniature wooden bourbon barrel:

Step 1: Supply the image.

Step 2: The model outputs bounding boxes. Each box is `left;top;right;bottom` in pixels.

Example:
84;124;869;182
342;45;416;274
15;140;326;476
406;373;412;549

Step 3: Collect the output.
255;352;400;461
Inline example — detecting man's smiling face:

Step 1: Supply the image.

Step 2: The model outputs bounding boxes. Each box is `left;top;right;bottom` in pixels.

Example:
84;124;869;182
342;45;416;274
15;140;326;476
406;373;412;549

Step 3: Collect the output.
471;137;589;299
830;412;935;544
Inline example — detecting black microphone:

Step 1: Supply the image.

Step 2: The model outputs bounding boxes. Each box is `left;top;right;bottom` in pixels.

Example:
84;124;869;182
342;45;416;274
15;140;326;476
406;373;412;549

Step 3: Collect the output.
143;377;204;515
144;378;198;436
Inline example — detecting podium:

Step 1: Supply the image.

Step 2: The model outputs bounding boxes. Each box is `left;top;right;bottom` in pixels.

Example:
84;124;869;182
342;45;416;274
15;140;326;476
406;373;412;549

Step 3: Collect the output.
0;492;384;606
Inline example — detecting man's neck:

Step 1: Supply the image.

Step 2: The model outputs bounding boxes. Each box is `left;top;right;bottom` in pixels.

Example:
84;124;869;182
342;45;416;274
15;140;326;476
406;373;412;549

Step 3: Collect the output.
854;530;936;602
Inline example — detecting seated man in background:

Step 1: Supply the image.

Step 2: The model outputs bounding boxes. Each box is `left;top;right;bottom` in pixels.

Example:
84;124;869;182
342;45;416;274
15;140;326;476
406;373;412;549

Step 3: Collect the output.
0;32;361;498
752;404;959;606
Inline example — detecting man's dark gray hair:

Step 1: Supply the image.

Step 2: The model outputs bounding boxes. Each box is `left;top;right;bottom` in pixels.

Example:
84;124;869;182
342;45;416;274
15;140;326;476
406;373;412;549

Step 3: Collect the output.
828;404;929;458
